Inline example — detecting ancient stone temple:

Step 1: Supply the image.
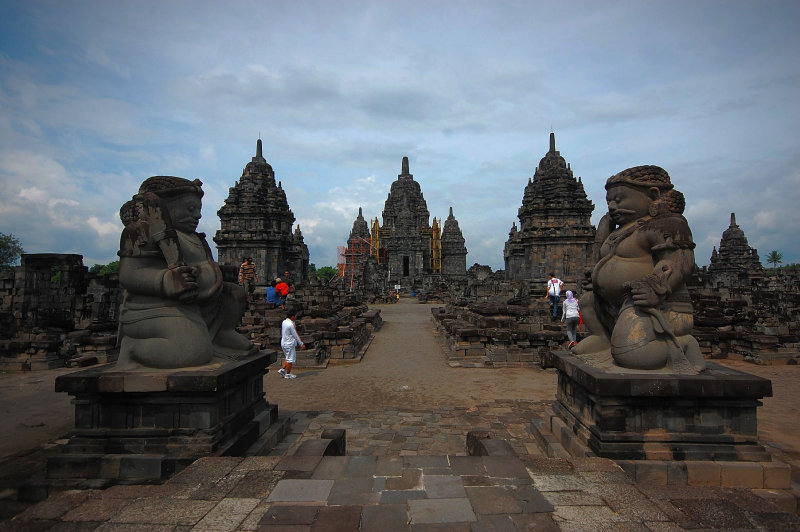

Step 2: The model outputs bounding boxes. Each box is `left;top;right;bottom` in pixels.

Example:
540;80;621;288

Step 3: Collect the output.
504;133;595;283
377;157;467;285
214;139;309;284
707;212;764;288
440;206;467;277
337;157;468;290
339;207;380;291
379;157;433;283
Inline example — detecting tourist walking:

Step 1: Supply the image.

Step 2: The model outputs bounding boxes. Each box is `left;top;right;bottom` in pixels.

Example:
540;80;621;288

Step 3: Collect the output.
545;273;563;319
561;290;580;349
275;277;289;309
238;257;258;300
279;309;305;379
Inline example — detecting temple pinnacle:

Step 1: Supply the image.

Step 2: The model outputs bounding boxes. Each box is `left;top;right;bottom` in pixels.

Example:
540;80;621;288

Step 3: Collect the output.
256;138;263;158
549;132;556;152
402;156;409;175
730;212;737;227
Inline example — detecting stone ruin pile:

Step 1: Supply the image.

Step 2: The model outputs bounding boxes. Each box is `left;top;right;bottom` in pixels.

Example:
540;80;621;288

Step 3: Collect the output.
690;213;800;364
0;254;120;371
432;300;564;368
239;282;383;368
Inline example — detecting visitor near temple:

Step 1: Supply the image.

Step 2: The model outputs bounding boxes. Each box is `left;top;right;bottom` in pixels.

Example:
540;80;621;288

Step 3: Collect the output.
278;309;305;379
238;257;258;300
266;279;281;307
545;273;563;319
561;290;581;349
275;277;289;309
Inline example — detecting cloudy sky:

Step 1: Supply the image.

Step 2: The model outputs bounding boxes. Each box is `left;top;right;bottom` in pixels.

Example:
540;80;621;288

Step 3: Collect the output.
1;1;798;271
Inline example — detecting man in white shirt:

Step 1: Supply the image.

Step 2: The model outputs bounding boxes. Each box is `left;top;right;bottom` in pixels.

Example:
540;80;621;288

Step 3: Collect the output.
544;273;564;320
278;309;306;379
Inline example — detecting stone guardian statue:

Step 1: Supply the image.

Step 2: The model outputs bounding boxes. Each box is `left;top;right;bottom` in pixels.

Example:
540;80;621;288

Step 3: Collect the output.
116;176;256;369
573;166;705;374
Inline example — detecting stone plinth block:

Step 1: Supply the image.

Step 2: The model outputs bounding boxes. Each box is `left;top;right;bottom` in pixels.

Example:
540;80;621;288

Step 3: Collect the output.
547;351;772;461
49;351;277;482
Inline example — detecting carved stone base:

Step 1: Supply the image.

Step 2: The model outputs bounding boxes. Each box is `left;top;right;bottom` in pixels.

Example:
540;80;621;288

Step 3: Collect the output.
546;351;773;461
48;351;278;483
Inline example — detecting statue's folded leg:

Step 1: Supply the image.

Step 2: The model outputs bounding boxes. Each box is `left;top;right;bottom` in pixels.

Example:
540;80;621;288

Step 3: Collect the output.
610;305;669;370
206;282;255;353
118;314;214;369
571;292;611;357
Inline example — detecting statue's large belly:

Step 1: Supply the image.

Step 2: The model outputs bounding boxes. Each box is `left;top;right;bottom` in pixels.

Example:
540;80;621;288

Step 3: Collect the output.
593;255;654;306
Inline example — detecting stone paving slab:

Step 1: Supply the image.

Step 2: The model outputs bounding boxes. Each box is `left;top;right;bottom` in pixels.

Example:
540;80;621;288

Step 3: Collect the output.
266;479;334;503
407;498;477;524
6;405;800;530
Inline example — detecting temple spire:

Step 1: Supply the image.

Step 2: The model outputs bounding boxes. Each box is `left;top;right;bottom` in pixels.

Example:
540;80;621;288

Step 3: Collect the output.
402;156;409;174
730;212;737;227
256;138;263;158
549;132;556;152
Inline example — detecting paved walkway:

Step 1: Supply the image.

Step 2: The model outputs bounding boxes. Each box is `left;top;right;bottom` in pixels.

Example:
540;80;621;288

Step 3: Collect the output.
3;299;800;530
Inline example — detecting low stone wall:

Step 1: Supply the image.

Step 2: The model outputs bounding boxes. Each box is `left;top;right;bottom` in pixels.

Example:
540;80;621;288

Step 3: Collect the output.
432;302;568;368
240;284;381;368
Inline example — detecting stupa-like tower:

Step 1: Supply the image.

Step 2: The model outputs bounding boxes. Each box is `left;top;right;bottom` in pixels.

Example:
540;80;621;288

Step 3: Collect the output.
380;157;433;282
504;133;595;282
348;207;371;244
441;207;467;276
214;139;309;284
707;212;764;287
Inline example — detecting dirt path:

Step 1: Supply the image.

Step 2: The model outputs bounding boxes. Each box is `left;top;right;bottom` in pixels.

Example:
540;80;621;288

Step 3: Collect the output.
0;367;75;458
714;359;800;460
266;298;558;412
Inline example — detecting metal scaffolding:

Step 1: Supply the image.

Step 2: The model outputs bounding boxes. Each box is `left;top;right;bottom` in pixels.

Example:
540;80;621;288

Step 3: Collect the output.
431;217;442;273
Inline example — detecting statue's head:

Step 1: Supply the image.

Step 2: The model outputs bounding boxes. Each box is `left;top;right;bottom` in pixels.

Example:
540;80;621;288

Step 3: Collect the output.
605;165;685;226
137;176;204;233
119;199;140;227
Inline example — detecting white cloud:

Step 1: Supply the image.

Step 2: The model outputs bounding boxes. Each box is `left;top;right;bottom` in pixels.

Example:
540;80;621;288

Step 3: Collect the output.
0;0;797;269
17;187;48;202
86;216;120;237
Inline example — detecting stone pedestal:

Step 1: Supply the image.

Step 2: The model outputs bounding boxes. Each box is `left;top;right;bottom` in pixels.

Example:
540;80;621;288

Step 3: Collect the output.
547;351;772;461
48;351;278;483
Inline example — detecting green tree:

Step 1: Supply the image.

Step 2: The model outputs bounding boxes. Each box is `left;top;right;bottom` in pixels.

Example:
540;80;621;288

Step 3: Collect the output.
90;261;119;276
766;250;783;269
316;266;339;283
0;232;24;268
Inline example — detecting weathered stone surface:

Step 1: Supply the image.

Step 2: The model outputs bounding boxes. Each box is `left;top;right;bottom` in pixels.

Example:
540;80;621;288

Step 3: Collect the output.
549;351;773;461
214;138;309;284
48;353;275;484
504;133;595;284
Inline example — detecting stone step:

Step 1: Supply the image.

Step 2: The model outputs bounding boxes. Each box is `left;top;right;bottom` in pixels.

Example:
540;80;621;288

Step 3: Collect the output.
528;416;571;459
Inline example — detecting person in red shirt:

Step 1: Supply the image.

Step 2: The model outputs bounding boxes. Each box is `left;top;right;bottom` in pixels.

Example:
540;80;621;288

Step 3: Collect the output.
275;278;289;309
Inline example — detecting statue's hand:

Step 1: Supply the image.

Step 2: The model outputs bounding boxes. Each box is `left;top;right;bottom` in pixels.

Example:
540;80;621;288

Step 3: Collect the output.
625;266;671;308
628;281;661;307
163;265;199;301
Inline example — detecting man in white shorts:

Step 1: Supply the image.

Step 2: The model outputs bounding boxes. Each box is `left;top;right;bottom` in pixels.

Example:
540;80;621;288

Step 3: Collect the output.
279;309;305;379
